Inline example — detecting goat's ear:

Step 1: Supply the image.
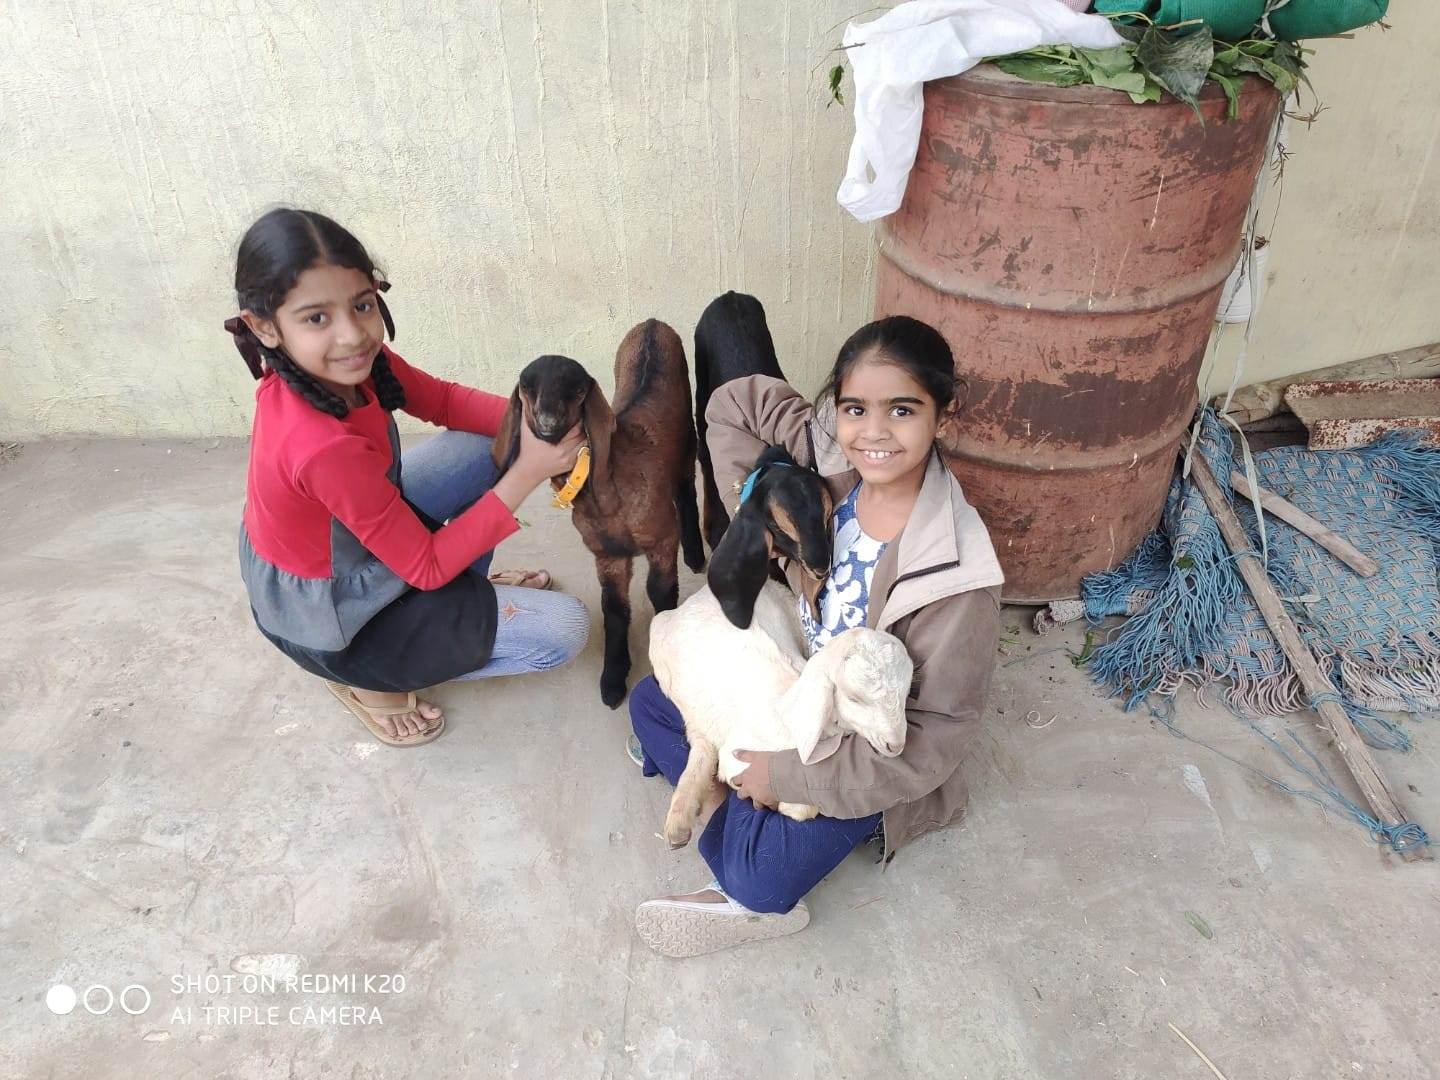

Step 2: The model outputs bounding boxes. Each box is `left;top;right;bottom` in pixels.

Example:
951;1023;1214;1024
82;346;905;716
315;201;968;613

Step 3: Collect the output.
792;661;844;765
581;378;617;494
707;501;773;629
800;570;825;623
493;389;524;473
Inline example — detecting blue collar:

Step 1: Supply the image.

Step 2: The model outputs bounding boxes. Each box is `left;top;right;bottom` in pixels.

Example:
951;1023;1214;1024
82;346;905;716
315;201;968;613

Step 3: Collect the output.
739;461;792;504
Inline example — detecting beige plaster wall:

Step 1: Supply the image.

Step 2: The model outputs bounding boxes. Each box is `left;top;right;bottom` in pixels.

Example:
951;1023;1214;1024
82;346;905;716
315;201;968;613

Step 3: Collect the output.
1202;6;1439;398
1;1;878;438
0;3;1433;438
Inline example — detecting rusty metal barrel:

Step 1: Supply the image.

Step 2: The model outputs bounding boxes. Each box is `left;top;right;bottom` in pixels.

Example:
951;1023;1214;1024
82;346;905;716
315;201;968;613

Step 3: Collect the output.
875;66;1280;602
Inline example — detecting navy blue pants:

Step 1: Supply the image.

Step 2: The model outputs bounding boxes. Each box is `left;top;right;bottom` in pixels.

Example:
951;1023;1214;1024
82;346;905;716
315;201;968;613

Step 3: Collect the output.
629;675;881;914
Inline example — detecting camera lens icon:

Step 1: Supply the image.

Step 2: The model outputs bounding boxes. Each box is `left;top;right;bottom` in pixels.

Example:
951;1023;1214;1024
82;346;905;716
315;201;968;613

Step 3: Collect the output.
46;983;151;1016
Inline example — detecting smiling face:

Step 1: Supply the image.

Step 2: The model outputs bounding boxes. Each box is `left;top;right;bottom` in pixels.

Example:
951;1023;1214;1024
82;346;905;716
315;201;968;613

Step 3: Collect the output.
834;355;941;490
242;263;384;402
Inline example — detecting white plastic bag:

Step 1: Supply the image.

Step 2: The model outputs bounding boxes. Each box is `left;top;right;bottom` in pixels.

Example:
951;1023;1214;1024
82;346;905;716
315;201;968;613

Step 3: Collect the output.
1215;240;1270;324
837;0;1124;223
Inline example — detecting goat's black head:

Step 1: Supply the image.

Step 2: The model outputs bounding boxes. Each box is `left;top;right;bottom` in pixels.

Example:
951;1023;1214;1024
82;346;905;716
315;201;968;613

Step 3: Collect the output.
493;355;616;494
707;445;834;629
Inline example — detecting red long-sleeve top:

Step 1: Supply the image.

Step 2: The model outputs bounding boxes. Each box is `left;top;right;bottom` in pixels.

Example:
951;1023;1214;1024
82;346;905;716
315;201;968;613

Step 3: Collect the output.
239;348;518;651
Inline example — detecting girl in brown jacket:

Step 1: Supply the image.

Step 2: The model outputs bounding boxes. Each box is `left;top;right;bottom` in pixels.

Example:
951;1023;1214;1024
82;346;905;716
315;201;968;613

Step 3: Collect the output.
628;316;1005;957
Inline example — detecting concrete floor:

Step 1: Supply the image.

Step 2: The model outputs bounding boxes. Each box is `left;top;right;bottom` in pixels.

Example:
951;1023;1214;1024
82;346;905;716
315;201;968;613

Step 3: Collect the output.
2;438;1438;1080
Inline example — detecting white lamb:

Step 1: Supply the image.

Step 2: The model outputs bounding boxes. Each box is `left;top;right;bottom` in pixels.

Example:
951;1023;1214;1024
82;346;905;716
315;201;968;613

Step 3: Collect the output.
647;579;914;846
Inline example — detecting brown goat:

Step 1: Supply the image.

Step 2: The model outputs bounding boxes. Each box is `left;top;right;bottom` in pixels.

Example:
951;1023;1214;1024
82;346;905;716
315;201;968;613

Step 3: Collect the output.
494;320;706;707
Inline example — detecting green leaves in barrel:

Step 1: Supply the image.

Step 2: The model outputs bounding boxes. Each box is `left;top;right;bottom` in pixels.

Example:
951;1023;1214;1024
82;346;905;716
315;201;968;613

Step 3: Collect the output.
1076;45;1161;102
1209;40;1308;119
995;44;1164;104
1134;23;1215;116
992;24;1308;117
994;46;1087;87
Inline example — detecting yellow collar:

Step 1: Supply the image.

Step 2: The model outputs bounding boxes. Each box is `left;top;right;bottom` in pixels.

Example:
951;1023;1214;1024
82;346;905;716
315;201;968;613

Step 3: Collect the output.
551;445;592;509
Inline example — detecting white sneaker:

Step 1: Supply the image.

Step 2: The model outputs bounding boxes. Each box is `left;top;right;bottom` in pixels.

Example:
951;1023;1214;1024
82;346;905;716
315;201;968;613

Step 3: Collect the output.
634;881;810;957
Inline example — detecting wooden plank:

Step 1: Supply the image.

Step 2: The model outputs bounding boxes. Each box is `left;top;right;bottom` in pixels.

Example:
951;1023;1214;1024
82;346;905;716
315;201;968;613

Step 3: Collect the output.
1284;378;1440;451
1214;342;1440;425
1227;470;1380;577
1190;457;1427;860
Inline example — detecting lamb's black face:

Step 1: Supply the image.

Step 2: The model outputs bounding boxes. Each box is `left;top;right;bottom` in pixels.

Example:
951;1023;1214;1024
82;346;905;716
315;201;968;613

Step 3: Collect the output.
707;446;836;629
750;448;833;581
759;469;833;580
519;355;592;442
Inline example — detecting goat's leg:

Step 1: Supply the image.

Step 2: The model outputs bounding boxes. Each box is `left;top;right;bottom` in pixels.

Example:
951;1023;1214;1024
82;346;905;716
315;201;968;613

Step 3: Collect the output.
663;737;722;847
676;425;706;572
696;419;731;552
702;478;731;552
677;485;706;577
644;540;680;615
697;774;728;822
596;554;633;709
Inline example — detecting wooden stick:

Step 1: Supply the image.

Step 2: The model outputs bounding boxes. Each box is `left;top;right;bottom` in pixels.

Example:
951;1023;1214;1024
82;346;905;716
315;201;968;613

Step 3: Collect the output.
1227;470;1380;577
1214;342;1440;425
1190;457;1427;860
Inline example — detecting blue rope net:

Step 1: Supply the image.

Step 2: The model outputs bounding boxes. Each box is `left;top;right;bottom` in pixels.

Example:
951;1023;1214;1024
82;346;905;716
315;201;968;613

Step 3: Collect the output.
1148;698;1431;855
1084;410;1439;853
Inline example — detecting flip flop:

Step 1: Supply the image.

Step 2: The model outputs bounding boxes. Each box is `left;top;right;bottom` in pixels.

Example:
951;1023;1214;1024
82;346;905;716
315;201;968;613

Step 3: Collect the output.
324;681;446;747
487;568;553;589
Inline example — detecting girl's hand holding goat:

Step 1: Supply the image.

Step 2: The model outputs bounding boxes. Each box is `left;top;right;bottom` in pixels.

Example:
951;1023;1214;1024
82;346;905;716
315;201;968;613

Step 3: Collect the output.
731;749;777;810
491;402;587;513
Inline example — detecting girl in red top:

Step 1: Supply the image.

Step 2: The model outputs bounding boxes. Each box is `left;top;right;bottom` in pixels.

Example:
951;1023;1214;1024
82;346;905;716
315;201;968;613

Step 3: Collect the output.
228;208;589;746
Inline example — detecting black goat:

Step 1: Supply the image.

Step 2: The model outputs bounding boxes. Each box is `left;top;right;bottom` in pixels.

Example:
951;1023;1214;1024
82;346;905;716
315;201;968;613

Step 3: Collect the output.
693;291;785;552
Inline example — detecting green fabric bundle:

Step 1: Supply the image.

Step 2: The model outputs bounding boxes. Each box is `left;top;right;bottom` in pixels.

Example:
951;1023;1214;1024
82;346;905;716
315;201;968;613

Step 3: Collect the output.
1090;0;1389;42
1269;0;1388;38
1091;0;1264;41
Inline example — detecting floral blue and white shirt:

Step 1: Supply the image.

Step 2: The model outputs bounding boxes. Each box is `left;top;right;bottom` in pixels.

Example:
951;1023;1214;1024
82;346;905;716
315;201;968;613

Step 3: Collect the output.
799;483;887;655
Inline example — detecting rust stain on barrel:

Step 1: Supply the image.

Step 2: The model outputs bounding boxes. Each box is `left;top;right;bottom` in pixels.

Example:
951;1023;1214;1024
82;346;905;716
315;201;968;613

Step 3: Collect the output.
971;365;1196;449
875;66;1280;601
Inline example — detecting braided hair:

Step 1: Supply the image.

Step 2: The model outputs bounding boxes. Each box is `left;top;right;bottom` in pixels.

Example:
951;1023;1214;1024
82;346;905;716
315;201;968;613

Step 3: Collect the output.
226;208;406;417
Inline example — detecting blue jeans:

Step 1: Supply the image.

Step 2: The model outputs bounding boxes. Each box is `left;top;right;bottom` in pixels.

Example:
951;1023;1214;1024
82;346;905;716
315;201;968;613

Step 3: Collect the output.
403;430;589;678
629;675;881;914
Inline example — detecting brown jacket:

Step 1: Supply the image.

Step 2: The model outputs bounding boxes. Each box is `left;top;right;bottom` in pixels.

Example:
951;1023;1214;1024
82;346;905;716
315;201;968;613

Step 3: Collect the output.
705;375;1005;859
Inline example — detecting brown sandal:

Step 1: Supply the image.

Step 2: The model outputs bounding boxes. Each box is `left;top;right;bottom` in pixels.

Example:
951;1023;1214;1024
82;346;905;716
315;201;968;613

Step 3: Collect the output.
324;681;446;747
487;568;553;590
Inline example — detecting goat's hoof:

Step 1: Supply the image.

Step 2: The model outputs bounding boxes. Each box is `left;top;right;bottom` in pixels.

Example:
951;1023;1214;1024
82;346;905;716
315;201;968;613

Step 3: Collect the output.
600;675;627;709
663;820;693;848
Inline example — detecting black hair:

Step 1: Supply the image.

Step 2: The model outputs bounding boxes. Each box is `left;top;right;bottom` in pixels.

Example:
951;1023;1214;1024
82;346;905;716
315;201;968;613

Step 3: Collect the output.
225;208;405;418
817;315;965;415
